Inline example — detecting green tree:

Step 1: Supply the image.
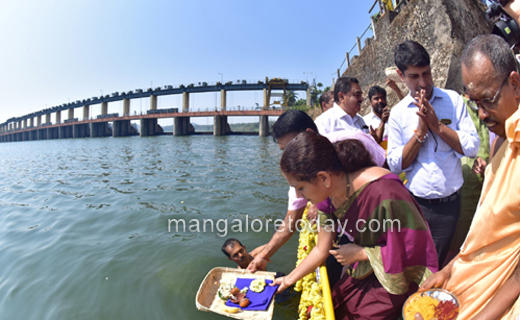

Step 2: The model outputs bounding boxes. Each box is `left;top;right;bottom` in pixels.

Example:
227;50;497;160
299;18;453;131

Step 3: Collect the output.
310;83;332;108
283;90;298;107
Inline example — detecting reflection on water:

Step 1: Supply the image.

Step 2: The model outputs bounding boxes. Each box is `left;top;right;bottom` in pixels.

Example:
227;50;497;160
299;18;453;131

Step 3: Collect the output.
0;136;299;319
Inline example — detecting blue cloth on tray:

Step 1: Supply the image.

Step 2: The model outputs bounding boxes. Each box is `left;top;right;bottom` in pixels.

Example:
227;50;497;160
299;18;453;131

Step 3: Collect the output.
225;278;279;311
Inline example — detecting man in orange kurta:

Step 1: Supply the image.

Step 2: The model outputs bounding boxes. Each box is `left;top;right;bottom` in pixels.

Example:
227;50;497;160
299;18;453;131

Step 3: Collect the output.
420;34;520;319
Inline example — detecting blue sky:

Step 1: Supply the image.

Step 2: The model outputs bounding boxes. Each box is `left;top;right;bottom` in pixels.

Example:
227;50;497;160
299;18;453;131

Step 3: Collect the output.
0;0;377;125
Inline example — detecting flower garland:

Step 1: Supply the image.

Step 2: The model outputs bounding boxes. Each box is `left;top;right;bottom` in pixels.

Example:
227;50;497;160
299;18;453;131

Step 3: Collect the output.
294;207;327;320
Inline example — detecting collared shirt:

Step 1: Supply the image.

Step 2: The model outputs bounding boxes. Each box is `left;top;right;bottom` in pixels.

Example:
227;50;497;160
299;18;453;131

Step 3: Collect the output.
387;87;479;199
287;130;386;210
315;102;367;135
363;109;389;141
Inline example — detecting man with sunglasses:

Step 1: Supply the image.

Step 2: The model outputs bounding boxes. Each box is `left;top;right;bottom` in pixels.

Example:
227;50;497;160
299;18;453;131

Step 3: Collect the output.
386;40;480;268
419;34;520;320
314;76;368;134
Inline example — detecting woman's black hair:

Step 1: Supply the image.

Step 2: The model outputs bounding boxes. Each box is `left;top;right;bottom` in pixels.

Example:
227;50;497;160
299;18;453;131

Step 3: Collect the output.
280;131;375;182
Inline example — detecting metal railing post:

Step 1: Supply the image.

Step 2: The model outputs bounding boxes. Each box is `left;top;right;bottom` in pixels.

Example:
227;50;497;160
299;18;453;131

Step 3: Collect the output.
371;16;377;40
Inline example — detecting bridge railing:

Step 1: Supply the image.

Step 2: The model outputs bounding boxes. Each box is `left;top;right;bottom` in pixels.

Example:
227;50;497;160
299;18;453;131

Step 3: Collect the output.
335;0;410;77
2;78;309;126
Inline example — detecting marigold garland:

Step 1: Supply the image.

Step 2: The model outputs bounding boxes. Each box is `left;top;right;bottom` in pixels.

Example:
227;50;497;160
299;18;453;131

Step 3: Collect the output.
294;208;327;320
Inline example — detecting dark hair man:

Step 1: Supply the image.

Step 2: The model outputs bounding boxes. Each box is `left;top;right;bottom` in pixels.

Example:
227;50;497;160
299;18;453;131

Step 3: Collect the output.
271;109;318;149
420;34;520;320
364;85;390;144
314;76;367;134
386;40;480;267
319;91;334;112
222;238;265;270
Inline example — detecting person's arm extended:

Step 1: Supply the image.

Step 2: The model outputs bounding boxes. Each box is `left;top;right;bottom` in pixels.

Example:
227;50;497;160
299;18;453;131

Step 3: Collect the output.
386;78;405;100
271;226;333;292
419;254;459;291
247;207;305;272
471;263;520;320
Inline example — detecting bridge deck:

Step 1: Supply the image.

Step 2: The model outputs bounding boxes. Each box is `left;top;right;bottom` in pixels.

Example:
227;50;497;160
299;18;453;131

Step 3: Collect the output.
0;109;283;135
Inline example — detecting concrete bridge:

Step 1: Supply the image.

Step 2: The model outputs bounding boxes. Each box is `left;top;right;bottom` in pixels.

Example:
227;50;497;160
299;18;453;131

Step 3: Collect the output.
0;78;310;143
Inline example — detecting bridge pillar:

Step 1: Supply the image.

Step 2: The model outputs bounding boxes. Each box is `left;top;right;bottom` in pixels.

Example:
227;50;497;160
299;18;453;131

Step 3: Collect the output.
213;115;230;136
30;118;34;127
221;90;226;111
113;120;137;137
150;95;157;111
73;124;90;138
56;110;61;124
37;115;41;126
174;117;191;136
259;115;269;137
30;130;37;140
123;99;130;116
90;122;112;138
59;125;73;139
46;113;51;124
182;92;189;112
23;119;27;129
38;128;47;140
68;108;74;120
263;88;268;108
307;88;312;107
83;105;90;120
101;102;108;115
47;127;58;140
140;118;163;136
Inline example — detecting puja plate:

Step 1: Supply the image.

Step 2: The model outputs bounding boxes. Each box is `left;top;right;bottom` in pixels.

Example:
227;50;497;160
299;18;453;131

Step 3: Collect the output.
402;289;460;320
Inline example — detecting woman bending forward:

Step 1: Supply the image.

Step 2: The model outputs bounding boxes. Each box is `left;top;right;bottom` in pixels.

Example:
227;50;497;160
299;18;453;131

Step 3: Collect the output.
272;131;438;320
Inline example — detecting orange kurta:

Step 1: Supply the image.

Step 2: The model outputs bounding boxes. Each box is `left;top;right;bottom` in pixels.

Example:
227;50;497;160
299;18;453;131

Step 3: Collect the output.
446;107;520;319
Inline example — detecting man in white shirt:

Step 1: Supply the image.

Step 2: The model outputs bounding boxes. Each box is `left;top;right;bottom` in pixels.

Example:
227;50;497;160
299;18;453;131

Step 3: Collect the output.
363;85;390;144
314;76;368;135
387;40;480;266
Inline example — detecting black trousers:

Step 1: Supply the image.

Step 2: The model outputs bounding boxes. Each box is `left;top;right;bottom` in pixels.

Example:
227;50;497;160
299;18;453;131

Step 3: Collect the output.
414;194;461;268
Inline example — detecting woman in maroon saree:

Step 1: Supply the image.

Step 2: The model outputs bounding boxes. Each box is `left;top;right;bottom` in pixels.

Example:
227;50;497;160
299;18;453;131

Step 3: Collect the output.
271;131;438;320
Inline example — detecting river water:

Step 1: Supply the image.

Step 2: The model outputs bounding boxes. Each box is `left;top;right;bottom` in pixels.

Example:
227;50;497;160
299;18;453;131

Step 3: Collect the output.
0;136;300;320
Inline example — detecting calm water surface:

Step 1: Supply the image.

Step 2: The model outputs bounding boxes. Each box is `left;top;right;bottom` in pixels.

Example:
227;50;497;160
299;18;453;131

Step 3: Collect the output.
0;136;299;320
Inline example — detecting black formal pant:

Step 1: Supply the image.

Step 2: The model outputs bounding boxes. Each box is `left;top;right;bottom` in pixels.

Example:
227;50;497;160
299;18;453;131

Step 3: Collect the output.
413;192;461;268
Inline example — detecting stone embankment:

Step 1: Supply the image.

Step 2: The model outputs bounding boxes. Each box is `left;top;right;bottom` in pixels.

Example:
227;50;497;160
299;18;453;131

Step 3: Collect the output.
344;0;491;114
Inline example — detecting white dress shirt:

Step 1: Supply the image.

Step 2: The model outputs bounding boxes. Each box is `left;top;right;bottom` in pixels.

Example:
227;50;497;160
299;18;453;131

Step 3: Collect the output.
363;109;389;141
387;87;480;199
287;130;386;210
315;102;367;135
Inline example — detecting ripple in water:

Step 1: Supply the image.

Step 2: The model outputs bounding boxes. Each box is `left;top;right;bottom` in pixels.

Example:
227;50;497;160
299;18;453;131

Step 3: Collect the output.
0;136;299;319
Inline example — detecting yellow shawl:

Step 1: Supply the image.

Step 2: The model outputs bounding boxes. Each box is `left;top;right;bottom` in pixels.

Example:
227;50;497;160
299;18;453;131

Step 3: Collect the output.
446;107;520;319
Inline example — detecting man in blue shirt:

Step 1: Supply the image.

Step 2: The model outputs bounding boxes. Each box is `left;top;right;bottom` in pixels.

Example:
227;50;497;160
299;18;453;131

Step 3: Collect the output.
387;40;479;266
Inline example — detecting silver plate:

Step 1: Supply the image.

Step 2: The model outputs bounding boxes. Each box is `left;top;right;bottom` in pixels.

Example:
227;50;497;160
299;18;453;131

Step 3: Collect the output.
402;289;460;320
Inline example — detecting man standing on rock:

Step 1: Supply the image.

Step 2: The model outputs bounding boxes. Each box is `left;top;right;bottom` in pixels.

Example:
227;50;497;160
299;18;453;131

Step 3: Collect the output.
386;40;479;267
